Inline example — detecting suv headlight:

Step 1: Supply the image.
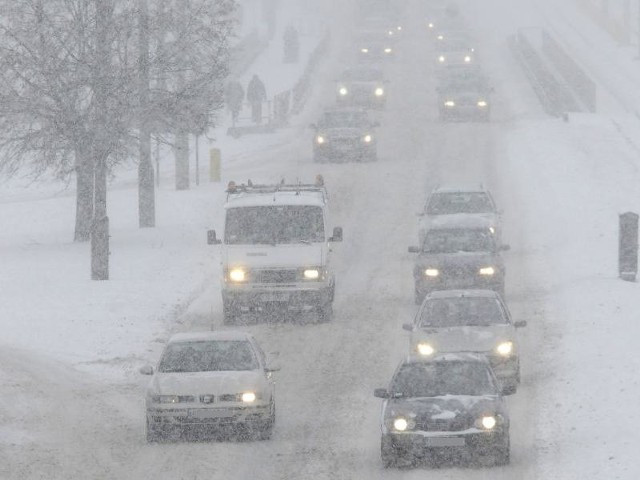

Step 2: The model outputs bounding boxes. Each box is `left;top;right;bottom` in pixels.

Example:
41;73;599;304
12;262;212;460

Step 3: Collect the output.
228;267;247;282
375;87;384;96
475;415;501;430
496;341;513;356
363;134;372;143
479;266;495;276
338;86;348;96
464;55;472;63
391;416;415;432
316;135;325;144
438;55;446;63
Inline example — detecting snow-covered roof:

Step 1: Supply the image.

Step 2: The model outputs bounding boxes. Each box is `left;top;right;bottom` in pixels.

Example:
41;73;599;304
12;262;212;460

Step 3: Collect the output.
224;189;326;208
431;183;487;194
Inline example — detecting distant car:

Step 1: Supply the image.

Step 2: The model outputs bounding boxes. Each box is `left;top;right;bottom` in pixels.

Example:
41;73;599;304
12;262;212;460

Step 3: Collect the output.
310;108;379;162
402;289;526;393
435;33;475;69
141;331;278;442
437;66;493;121
336;66;387;109
409;216;509;304
355;32;395;63
418;184;501;245
374;353;511;467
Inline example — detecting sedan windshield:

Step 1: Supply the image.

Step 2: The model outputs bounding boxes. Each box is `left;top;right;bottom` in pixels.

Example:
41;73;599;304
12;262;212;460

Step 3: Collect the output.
422;228;495;254
426;192;495;214
419;296;506;327
391;362;495;397
319;111;370;128
158;340;259;373
225;205;324;244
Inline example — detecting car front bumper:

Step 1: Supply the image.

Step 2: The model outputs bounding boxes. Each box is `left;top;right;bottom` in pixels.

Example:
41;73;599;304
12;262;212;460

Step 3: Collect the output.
146;403;272;430
440;106;490;121
313;142;376;162
223;283;332;311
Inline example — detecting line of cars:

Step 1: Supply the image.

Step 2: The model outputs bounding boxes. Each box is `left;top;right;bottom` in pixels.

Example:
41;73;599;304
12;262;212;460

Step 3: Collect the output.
310;2;402;163
370;4;525;468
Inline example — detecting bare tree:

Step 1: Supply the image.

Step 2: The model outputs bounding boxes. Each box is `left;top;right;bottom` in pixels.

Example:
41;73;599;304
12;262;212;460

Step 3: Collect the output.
0;0;236;278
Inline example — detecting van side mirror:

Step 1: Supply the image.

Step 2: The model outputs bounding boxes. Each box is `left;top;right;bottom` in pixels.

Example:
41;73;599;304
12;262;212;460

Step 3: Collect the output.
374;388;389;398
514;320;527;328
329;226;343;242
207;229;222;245
408;246;420;253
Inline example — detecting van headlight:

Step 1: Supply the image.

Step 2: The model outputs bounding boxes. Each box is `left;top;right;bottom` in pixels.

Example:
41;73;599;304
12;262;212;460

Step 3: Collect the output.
392;417;415;431
228;267;247;282
475;415;499;430
424;268;439;277
479;266;495;276
417;342;435;356
303;268;320;280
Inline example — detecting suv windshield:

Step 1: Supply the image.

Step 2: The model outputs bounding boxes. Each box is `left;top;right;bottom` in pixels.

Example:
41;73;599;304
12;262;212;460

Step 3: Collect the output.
225;205;325;244
319;111;369;128
426;192;495;214
422;228;495;254
419;296;506;328
391;362;496;397
158;340;259;373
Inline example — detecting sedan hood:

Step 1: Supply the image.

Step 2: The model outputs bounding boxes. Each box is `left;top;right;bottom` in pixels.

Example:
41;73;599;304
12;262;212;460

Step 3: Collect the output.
148;370;267;396
412;324;516;353
321;127;366;139
387;394;504;423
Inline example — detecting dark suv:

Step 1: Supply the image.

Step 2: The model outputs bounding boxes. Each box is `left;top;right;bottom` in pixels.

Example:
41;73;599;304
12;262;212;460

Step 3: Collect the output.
374;353;511;467
409;217;509;304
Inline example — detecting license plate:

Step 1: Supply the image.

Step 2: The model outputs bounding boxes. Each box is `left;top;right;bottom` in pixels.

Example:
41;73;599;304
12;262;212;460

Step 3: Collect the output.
260;293;289;302
189;409;232;419
425;437;465;447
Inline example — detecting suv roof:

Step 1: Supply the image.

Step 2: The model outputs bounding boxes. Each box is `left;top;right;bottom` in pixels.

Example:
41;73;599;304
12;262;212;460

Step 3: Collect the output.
224;180;328;208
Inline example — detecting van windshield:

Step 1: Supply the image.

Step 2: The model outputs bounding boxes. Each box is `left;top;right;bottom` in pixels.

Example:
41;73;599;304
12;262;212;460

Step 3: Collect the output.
225;205;325;245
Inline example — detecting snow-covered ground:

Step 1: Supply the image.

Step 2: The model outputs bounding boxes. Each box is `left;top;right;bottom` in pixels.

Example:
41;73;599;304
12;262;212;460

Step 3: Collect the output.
2;0;640;478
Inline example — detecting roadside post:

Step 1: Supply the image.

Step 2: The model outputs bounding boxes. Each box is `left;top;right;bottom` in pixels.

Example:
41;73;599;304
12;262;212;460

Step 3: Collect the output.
619;211;638;281
210;148;221;182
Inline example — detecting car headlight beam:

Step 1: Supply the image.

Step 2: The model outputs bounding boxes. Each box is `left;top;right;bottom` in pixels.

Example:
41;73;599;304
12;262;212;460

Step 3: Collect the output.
417;342;435;356
375;87;384;96
241;392;257;403
479;266;495;276
393;417;409;431
316;135;325;144
424;268;439;277
477;100;488;107
496;341;513;356
303;268;320;280
481;415;496;429
363;134;372;143
338;86;348;96
444;100;455;107
228;268;246;282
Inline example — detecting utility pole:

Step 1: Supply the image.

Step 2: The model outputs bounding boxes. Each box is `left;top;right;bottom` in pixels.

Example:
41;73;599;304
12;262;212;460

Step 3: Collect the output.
138;0;155;227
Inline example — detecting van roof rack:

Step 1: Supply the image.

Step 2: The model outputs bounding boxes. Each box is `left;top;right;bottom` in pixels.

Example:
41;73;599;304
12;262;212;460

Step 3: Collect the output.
226;176;328;203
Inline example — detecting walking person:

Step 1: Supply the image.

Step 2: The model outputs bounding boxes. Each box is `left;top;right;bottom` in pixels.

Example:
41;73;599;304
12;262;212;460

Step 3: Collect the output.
247;74;267;124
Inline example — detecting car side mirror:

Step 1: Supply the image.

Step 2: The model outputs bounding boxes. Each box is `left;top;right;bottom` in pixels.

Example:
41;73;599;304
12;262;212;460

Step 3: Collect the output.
374;388;389;398
514;320;527;328
408;246;420;253
207;229;222;245
265;364;281;373
499;244;510;251
501;384;516;396
329;226;343;242
139;365;154;375
402;323;414;332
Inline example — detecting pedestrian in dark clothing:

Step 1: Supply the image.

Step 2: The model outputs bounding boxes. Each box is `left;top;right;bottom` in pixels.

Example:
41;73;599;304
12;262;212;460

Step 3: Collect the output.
247;74;267;124
225;80;245;126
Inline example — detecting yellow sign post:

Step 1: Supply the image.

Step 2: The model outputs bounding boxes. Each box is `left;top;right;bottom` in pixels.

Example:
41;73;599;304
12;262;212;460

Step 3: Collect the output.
209;148;221;182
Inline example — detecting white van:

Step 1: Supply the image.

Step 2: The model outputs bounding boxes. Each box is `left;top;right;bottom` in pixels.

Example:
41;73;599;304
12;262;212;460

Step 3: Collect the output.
207;178;342;324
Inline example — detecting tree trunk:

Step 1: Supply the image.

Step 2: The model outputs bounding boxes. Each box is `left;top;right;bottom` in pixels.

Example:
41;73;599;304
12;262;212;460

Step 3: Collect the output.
138;0;155;227
175;130;190;190
91;154;109;280
74;151;94;242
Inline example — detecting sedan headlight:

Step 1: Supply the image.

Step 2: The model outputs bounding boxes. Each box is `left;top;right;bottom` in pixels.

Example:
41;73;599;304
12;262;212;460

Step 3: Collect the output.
477;100;488;107
303;268;320;280
417;342;435;356
361;48;369;53
424;268;439;277
363;134;372;143
427;22;435;29
496;341;513;356
374;87;384;96
338;86;348;96
444;100;455;107
241;392;257;403
479;266;495;276
464;55;472;63
489;226;496;234
384;47;393;54
475;415;498;430
316;135;325;144
438;55;446;63
392;417;415;431
228;267;247;282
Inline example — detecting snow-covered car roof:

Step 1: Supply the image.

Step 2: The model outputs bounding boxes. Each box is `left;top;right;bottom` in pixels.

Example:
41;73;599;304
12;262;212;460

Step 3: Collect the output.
167;330;253;344
431;183;487;194
225;190;326;209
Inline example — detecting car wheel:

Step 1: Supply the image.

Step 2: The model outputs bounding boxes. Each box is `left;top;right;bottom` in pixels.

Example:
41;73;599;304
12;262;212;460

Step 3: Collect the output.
222;300;238;325
381;435;398;468
494;436;510;465
316;302;333;323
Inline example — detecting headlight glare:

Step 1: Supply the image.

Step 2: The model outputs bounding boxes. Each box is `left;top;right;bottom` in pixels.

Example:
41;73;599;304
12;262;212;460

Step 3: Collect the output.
228;268;246;282
477;100;488;107
393;417;409;431
424;268;439;277
241;392;257;403
479;266;495;276
481;415;497;429
363;134;372;143
316;135;325;144
496;341;513;356
438;55;445;62
303;268;320;280
375;87;384;96
384;47;393;54
444;100;455;107
361;48;369;53
338;86;348;96
464;55;472;63
417;342;435;356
